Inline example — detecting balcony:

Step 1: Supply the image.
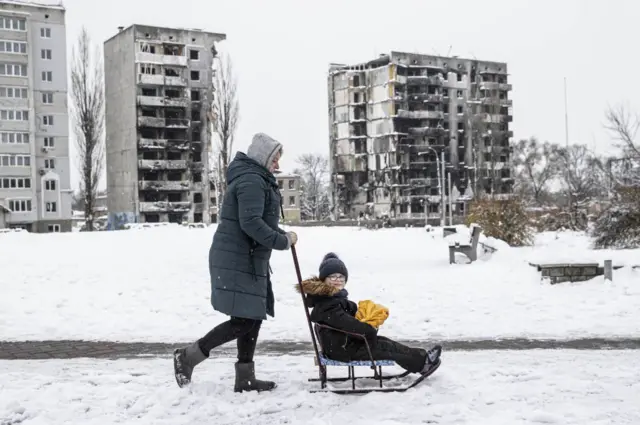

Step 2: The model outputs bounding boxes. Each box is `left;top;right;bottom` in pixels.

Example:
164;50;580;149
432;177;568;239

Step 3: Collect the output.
137;95;189;108
138;180;190;191
164;76;187;86
479;82;512;91
481;98;513;107
397;109;444;120
138;159;188;170
406;75;443;86
138;138;167;149
137;116;165;127
138;74;164;85
165;118;190;128
139;201;191;213
162;55;188;67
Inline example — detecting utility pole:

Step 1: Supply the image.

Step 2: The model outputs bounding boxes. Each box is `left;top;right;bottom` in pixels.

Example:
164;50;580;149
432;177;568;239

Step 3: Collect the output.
441;150;446;226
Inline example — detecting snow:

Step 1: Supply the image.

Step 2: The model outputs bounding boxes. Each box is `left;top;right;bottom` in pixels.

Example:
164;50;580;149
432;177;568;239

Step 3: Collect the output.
1;227;639;343
1;350;639;424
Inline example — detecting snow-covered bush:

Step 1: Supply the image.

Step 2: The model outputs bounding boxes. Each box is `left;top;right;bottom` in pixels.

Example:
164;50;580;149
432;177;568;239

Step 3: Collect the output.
592;187;640;249
465;198;533;247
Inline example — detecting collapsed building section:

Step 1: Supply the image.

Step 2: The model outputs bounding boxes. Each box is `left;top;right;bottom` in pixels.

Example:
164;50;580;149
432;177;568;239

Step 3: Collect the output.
104;25;225;228
328;52;513;221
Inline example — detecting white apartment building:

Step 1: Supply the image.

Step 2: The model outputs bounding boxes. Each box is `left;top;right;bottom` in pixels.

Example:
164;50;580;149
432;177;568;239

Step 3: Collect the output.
0;0;72;232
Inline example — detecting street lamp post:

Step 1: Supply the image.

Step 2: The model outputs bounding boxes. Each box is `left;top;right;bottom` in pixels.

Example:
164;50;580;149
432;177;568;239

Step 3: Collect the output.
425;146;445;227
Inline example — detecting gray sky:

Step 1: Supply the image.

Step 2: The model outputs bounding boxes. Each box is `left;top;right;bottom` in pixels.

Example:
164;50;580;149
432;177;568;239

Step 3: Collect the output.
51;0;639;188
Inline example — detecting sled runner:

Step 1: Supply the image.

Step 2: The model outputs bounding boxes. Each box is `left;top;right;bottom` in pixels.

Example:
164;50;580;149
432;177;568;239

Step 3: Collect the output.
291;246;440;394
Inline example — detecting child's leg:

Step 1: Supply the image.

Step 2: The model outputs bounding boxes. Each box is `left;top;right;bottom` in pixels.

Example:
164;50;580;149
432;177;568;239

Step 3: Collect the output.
350;336;427;373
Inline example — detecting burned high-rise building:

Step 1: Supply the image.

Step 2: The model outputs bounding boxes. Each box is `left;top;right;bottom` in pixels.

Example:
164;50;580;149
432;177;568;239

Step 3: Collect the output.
328;52;513;221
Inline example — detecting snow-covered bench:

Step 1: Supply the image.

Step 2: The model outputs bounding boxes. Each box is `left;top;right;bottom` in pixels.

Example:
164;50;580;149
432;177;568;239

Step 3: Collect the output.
448;225;482;264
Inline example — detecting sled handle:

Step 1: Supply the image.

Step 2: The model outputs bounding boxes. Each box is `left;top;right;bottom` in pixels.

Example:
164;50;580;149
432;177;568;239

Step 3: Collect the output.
291;245;323;365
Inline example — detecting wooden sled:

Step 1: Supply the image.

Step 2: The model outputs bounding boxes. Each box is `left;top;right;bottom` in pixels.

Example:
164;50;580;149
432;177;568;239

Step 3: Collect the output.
291;246;440;395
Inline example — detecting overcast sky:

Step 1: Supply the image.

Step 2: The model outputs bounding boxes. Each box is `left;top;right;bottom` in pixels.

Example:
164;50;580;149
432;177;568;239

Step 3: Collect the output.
37;0;639;188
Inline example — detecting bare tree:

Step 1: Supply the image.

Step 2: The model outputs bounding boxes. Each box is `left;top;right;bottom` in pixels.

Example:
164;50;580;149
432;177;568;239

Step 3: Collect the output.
208;52;239;207
605;104;640;159
71;27;104;231
294;153;330;221
556;144;606;225
604;104;640;187
511;137;560;205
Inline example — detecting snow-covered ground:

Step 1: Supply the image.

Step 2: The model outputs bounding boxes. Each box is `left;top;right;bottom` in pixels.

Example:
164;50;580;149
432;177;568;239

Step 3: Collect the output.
1;350;638;424
1;226;638;342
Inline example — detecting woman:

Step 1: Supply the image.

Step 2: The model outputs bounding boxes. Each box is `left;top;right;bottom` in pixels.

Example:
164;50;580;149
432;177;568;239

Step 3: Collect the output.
174;133;298;392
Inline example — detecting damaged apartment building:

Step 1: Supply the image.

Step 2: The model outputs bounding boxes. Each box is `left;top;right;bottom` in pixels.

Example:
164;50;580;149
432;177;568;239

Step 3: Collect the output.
328;51;513;221
104;24;225;228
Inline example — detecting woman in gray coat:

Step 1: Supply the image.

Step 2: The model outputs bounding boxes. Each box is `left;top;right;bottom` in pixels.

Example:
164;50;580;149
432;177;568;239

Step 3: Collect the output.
173;133;298;392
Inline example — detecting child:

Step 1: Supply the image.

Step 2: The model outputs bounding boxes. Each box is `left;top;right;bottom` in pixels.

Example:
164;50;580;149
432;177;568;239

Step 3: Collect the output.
297;253;442;375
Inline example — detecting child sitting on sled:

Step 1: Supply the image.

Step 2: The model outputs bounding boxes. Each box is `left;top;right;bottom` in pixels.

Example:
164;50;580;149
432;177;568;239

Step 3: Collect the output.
297;253;442;375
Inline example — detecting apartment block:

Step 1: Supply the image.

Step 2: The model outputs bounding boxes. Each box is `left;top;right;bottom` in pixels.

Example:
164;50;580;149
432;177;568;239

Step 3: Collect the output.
275;172;301;223
328;51;513;221
0;0;72;232
104;24;225;229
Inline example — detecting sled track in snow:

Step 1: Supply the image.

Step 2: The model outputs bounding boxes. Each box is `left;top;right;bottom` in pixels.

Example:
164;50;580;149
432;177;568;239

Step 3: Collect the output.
2;338;640;360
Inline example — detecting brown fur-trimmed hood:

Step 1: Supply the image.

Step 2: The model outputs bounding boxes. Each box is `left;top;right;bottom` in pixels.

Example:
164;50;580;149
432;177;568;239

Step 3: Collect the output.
295;277;343;297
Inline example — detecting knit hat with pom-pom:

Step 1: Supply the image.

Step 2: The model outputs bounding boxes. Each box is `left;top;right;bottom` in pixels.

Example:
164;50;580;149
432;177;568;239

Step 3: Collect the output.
318;252;348;282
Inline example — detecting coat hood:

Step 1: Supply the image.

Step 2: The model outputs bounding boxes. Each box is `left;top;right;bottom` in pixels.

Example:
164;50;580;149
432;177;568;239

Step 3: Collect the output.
226;151;276;186
295;277;347;308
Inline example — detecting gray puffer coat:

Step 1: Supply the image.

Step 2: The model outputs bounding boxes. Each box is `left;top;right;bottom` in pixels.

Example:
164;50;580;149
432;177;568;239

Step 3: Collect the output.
209;133;290;320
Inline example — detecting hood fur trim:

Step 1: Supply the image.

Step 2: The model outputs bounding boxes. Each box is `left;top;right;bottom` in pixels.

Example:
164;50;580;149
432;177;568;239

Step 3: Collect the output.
294;276;342;297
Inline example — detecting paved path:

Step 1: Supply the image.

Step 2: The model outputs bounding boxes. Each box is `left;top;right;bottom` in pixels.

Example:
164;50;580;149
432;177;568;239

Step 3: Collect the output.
2;338;640;360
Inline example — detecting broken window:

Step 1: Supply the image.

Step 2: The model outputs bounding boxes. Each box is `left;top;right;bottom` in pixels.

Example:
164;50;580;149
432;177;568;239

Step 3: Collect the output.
457;105;463;114
140;43;156;54
168;213;183;223
190;70;200;81
457;122;464;130
142;171;160;181
142;151;160;160
167;172;182;181
168;193;182;202
352;75;360;87
167;151;182;160
163;44;183;56
194;193;203;203
192;152;202;162
140;64;157;75
165;89;181;98
191;109;201;121
141;108;156;117
140;128;157;138
288;179;295;190
165;68;180;77
192;130;201;142
456;90;463;98
278;180;283;189
165;109;185;119
142;88;156;96
191;90;200;101
353;93;360;103
193;172;202;183
194;213;203;223
289;196;295;206
189;49;199;60
145;213;160;223
457;73;463;82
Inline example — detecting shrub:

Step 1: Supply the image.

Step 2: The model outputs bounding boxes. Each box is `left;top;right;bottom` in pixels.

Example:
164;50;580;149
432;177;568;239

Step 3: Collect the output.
592;187;640;249
466;197;534;247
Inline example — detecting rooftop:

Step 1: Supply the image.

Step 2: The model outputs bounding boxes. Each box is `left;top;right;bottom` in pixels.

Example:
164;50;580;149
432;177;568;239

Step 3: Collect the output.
0;0;64;10
105;23;226;44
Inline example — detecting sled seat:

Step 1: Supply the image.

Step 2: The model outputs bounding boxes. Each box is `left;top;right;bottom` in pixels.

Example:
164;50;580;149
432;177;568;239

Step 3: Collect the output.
317;354;395;367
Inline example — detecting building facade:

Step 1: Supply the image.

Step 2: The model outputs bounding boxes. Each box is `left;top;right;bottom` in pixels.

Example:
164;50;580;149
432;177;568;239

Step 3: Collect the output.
275;172;301;223
104;24;225;229
0;0;72;232
328;51;513;221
